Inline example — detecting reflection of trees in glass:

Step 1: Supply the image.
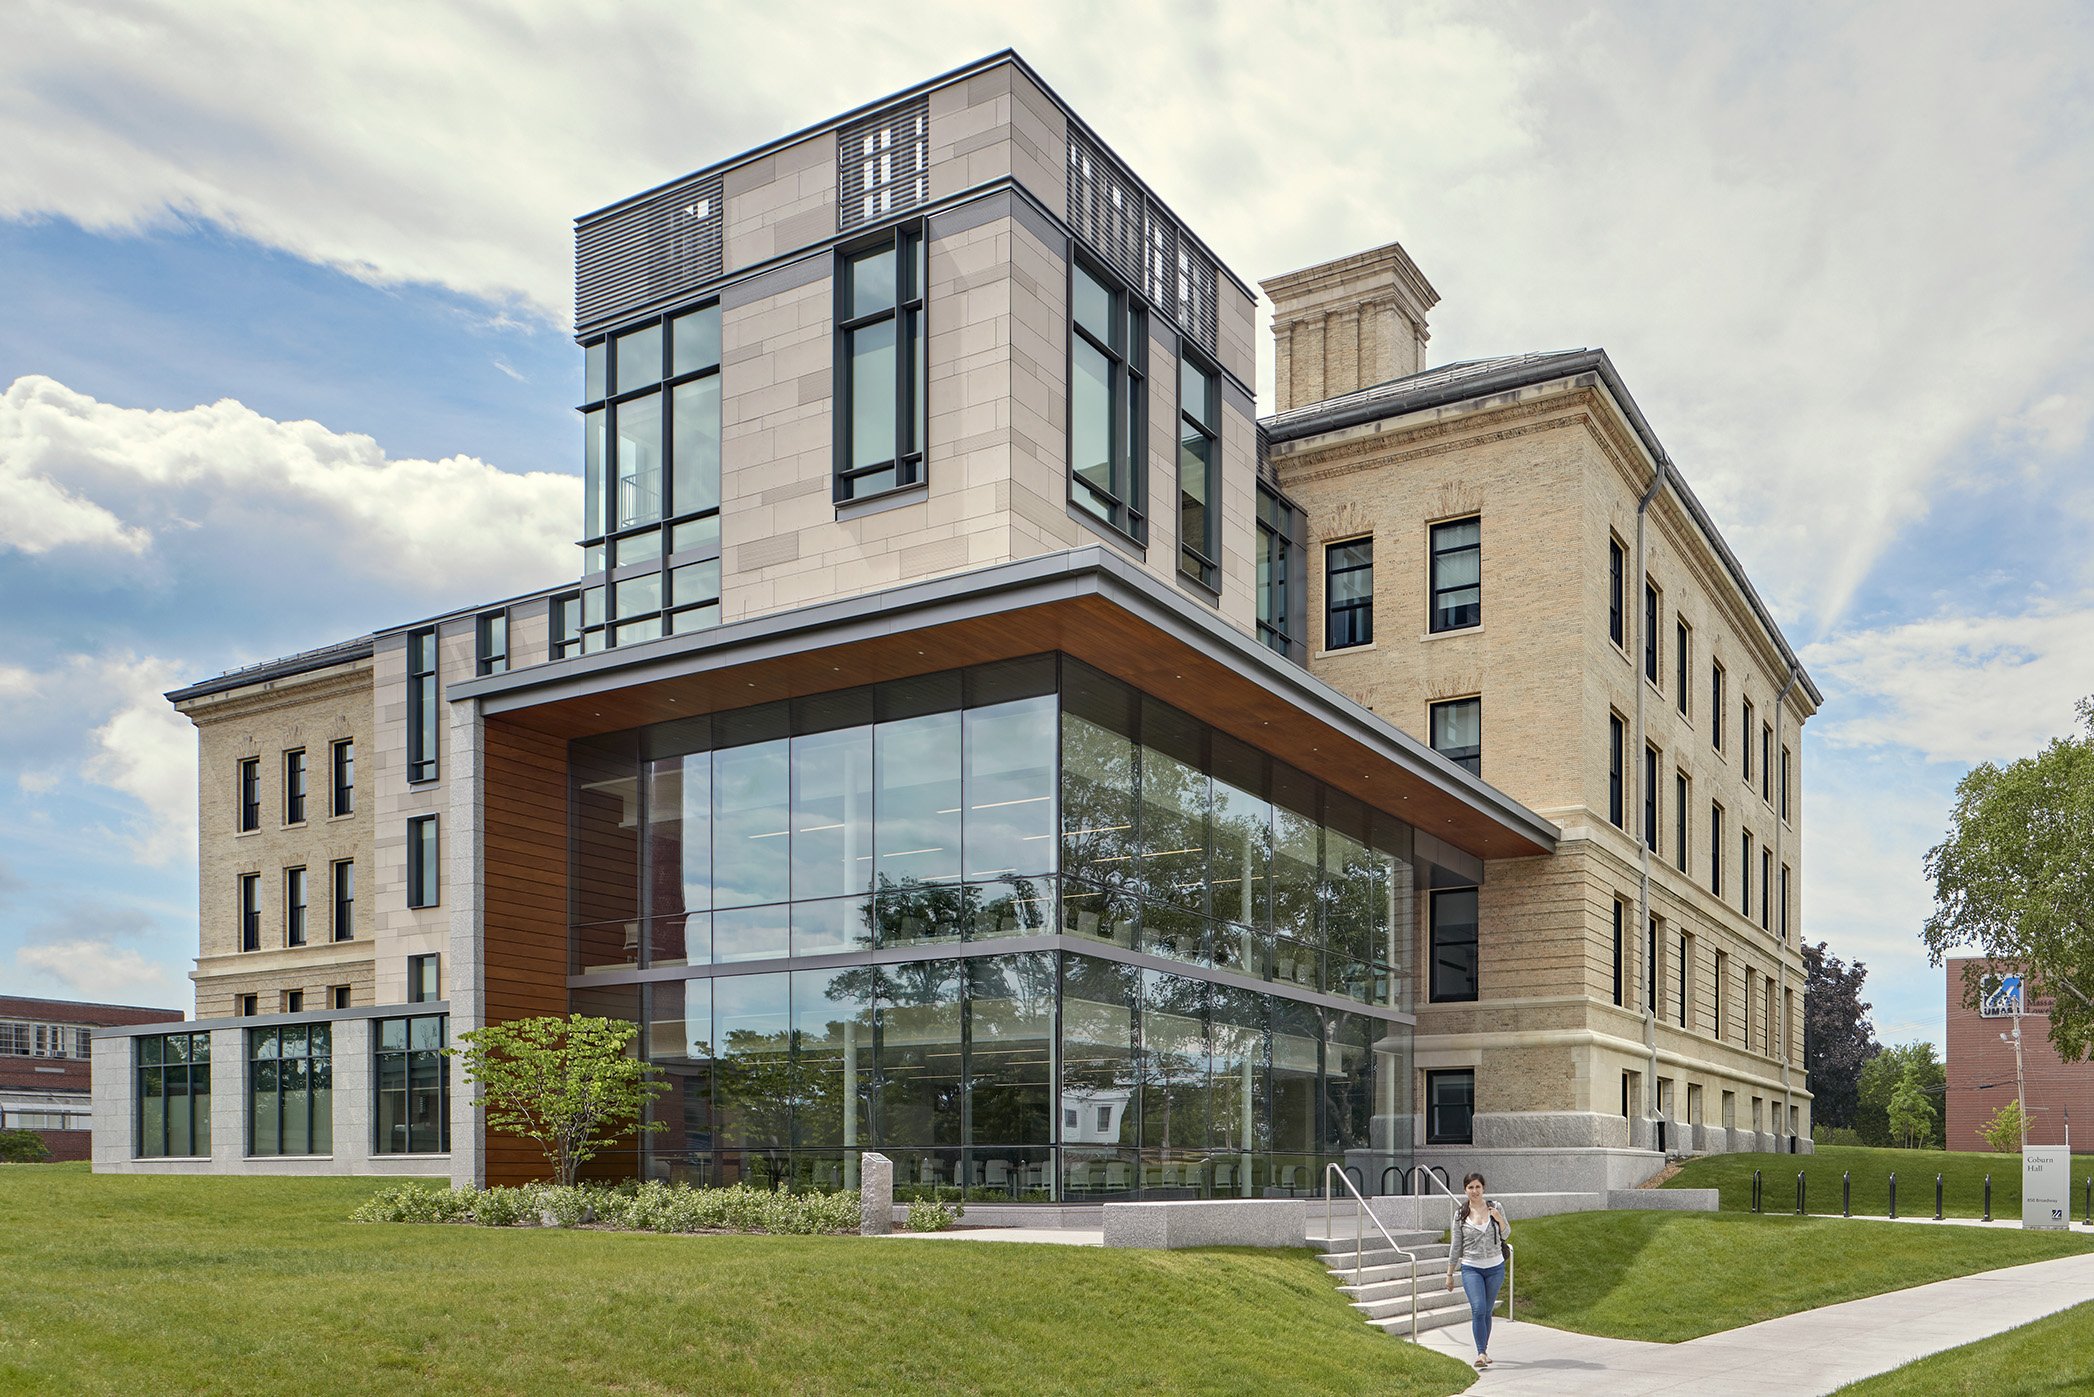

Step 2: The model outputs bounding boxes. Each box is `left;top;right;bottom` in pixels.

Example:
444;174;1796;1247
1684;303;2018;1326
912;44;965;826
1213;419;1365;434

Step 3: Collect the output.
1061;710;1139;891
967;953;1054;1146
1140;971;1209;1151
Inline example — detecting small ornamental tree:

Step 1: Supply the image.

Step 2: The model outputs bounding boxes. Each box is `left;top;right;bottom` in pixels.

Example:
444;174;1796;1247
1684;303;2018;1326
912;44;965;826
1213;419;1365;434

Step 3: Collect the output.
452;1014;664;1187
1887;1074;1937;1150
1977;1099;2029;1154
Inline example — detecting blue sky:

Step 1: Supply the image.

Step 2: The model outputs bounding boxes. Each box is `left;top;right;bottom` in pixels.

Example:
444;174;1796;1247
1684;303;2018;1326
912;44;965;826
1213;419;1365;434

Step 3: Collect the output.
5;2;2092;1056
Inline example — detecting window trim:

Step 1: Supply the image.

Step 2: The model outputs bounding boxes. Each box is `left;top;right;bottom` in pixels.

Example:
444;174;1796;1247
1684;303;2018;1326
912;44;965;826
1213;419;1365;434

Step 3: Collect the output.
1643;580;1660;686
1607;535;1625;649
332;859;355;942
406;815;439;910
1324;536;1374;650
330;738;354;818
237;757;260;833
238;872;261;953
1743;698;1756;782
833;222;926;505
1643;744;1659;852
1674;771;1689;873
1675;620;1691;717
283;748;306;826
284;866;307;948
1065;250;1148;544
1608;712;1625;828
1709;801;1724;896
373;1013;451;1155
1425;1067;1476;1145
1711;661;1726;752
1174;341;1221;592
1428;515;1481;634
1611;898;1625;1007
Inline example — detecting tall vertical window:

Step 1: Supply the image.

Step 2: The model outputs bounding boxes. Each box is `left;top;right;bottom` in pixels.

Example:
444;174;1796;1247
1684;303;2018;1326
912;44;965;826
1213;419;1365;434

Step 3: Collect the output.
1678;932;1690;1028
375;1015;450;1154
1709;802;1724;895
1429;517;1481;632
1324;539;1373;649
283;749;306;824
1256;486;1296;656
284;867;307;947
1176;351;1220;589
135;1032;210;1158
1780;864;1791;941
407;954;440;1004
1429;888;1479;1002
1608;713;1625;827
1643;582;1660;684
332;860;355;942
1426;1069;1475;1144
1761;723;1773;802
1068;258;1146;538
1761;849;1773;931
239;872;261;952
237;757;260;832
1675;621;1691;716
1740;830;1753;916
248;1024;331;1157
551;592;583;661
1742;699;1755;781
476;610;509;676
406;629;438;783
1430;698;1482;775
1715;954;1729;1039
837;226;924;502
1711;662;1726;751
1643;745;1659;851
1608;537;1625;646
1780;746;1792;822
330;739;354;817
1612;898;1625;1007
1674;772;1689;872
1645;915;1658;1013
406;815;439;909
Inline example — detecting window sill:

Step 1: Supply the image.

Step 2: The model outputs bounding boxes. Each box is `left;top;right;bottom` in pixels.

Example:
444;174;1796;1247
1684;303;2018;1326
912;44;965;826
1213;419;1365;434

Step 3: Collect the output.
835;481;927;521
326;812;354;823
1064;499;1147;560
1421;625;1481;643
1173;568;1222;606
234;828;260;839
406;776;441;788
282;822;307;831
1316;641;1376;659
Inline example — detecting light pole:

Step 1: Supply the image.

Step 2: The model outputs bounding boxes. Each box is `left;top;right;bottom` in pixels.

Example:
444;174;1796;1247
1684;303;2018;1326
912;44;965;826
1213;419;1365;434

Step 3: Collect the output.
2000;1017;2028;1151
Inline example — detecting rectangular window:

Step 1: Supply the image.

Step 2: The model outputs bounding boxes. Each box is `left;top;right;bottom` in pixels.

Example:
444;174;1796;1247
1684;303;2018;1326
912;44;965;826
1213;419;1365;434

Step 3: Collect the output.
1176;350;1220;589
1325;539;1373;649
1643;745;1659;851
284;866;307;948
1429;888;1479;1003
1608;713;1625;827
1646;915;1658;1014
1766;981;1776;1056
239;993;257;1018
1709;802;1724;895
1780;864;1791;941
1743;699;1755;781
248;1024;331;1157
237;757;260;832
406;628;438;783
1426;1069;1475;1145
1716;954;1729;1040
476;610;509;676
285;990;303;1014
1740;830;1753;916
551;591;583;660
1643;582;1660;684
1256;485;1297;656
330;739;354;817
1780;746;1792;822
1612;898;1625;1007
1068;257;1146;538
1608;536;1625;646
837;225;925;502
1675;621;1691;716
1761;849;1773;931
406;815;439;909
239;872;261;952
332;860;354;942
1761;723;1773;802
375;1014;450;1154
1711;662;1725;751
134;1032;211;1158
330;985;351;1010
283;749;306;824
1429;517;1481;632
1678;932;1690;1029
1430;697;1482;775
407;954;440;1004
1674;772;1689;872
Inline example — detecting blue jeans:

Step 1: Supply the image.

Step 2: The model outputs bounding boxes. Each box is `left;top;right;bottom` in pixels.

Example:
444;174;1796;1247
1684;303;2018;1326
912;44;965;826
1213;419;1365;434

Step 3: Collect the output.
1460;1262;1505;1354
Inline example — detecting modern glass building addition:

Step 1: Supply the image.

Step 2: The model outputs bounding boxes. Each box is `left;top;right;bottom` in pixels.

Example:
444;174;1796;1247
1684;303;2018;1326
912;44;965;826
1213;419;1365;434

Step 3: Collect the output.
1176;352;1220;589
569;655;1437;1198
1324;539;1373;649
1429;698;1481;775
375;1015;449;1154
1428;517;1480;632
407;628;438;783
136;1031;210;1158
1069;260;1148;541
248;1024;332;1157
837;225;926;503
1255;485;1302;659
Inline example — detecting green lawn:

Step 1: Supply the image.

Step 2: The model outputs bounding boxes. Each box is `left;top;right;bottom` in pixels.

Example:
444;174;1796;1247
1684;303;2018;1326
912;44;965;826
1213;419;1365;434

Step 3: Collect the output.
1830;1299;2094;1395
1664;1143;2094;1219
0;1165;1475;1396
1511;1210;2094;1342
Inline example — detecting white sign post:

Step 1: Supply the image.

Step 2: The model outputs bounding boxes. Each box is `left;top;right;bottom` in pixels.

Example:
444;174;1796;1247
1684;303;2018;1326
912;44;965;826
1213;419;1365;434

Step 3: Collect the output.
2023;1146;2070;1230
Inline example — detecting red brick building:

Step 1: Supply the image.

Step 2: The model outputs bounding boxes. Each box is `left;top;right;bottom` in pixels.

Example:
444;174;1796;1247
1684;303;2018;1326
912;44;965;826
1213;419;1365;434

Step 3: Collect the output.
1;996;183;1162
1944;958;2094;1151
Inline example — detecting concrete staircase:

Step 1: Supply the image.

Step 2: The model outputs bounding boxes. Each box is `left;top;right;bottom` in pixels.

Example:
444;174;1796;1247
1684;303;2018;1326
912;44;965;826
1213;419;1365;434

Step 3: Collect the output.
1315;1230;1477;1337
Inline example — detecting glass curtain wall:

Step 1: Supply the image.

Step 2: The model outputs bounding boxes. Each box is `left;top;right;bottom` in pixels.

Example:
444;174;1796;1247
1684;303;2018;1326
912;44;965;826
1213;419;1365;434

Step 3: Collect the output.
570;654;1430;1198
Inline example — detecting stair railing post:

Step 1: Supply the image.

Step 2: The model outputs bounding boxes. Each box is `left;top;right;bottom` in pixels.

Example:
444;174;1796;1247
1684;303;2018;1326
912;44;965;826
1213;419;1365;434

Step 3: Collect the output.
1889;1172;1897;1220
1842;1171;1850;1217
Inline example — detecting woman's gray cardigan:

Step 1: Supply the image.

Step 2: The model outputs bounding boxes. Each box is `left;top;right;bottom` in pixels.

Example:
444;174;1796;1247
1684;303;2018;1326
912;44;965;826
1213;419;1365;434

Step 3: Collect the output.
1445;1198;1509;1272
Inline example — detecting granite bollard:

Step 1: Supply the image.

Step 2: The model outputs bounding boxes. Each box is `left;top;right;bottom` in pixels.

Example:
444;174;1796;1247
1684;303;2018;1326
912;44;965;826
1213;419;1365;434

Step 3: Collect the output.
860;1152;894;1235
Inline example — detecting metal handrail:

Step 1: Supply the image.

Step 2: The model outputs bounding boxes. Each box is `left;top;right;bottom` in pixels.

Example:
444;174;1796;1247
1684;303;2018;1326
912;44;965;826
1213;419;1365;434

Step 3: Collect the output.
1323;1162;1421;1341
1415;1168;1515;1323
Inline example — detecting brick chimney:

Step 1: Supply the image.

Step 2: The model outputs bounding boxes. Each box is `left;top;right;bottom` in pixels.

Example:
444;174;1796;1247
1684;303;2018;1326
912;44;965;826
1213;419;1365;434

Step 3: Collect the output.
1261;241;1439;412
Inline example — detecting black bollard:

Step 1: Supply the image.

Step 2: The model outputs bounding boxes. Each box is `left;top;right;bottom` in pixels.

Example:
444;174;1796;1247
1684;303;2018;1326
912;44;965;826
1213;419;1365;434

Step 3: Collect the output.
1935;1173;1943;1221
1796;1171;1806;1216
1752;1168;1763;1214
2085;1176;2091;1226
1889;1172;1898;1220
1984;1174;1991;1222
1843;1171;1851;1218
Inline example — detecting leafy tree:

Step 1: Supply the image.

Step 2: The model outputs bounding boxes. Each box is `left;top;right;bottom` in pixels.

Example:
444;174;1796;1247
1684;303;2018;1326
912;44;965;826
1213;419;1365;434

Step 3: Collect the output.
1888;1073;1937;1150
1856;1041;1945;1147
1802;941;1880;1128
453;1014;665;1186
0;1128;52;1163
1977;1099;2029;1153
1923;698;2094;1061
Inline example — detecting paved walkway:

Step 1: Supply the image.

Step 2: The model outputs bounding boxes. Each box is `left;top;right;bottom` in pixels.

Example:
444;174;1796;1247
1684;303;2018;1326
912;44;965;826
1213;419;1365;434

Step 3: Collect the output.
1418;1252;2094;1395
877;1226;1103;1246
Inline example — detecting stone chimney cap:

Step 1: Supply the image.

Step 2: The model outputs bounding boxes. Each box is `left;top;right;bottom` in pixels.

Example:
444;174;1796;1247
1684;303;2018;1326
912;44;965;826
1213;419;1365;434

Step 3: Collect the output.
1260;239;1440;319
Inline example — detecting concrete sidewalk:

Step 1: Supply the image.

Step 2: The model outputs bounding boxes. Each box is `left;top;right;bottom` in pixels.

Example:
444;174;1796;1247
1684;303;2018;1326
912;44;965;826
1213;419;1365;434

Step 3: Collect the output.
1417;1252;2094;1395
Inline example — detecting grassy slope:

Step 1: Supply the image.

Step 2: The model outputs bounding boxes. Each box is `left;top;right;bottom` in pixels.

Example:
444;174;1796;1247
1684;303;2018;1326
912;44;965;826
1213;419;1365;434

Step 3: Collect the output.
1663;1143;2094;1218
1831;1299;2094;1395
0;1165;1475;1397
1511;1210;2094;1342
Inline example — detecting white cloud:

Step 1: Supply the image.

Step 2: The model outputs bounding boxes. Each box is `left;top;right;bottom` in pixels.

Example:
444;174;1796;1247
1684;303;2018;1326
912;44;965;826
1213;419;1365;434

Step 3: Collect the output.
16;939;188;1006
0;374;575;599
81;657;198;866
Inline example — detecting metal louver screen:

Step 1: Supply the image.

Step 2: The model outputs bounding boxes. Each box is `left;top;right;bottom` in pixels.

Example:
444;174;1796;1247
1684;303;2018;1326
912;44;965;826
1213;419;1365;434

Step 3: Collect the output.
1069;134;1219;356
1177;242;1218;355
575;174;724;335
837;97;930;230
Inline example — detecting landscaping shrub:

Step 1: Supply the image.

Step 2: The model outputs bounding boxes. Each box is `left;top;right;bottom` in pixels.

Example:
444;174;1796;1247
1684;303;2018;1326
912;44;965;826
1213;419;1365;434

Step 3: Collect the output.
902;1198;961;1232
354;1179;865;1235
1812;1125;1864;1148
0;1128;53;1163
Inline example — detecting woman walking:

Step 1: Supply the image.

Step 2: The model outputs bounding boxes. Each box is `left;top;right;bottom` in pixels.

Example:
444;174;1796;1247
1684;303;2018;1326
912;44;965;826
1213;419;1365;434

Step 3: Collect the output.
1444;1172;1510;1370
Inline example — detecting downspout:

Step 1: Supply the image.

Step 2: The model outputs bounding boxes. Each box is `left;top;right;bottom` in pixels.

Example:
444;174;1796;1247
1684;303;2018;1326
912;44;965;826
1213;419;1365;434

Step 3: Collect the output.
1634;458;1667;1150
1773;663;1799;1145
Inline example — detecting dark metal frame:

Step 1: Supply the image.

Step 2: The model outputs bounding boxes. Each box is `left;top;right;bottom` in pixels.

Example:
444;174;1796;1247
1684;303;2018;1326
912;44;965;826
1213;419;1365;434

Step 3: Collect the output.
406;816;439;910
1675;770;1690;872
1428;887;1480;1004
237;756;260;832
476;609;510;677
1254;482;1306;661
285;866;307;948
1711;661;1726;752
1675;619;1691;716
1065;250;1148;545
239;871;260;953
1612;898;1624;1007
1174;341;1221;592
332;858;354;942
245;1022;331;1158
283;748;306;825
1607;712;1625;827
406;628;439;784
1643;580;1660;684
330;738;354;817
133;1031;211;1159
1429;697;1482;776
1428;517;1481;634
407;953;441;1004
1709;801;1724;896
1608;536;1624;647
1643;743;1659;851
1425;1068;1475;1145
832;221;926;505
372;1012;451;1155
1324;538;1373;650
